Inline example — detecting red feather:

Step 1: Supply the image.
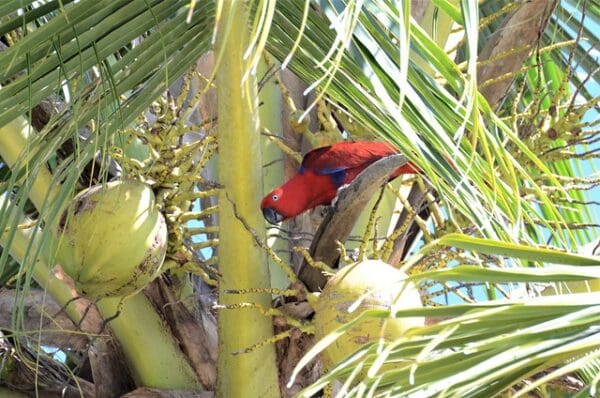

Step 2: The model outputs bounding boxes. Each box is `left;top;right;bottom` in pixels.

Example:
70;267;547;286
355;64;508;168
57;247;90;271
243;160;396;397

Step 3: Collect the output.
261;141;419;223
301;141;396;173
300;141;419;183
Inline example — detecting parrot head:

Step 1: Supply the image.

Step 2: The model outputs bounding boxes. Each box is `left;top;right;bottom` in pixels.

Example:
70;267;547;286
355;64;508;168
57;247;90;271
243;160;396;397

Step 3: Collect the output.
261;188;287;224
261;170;336;224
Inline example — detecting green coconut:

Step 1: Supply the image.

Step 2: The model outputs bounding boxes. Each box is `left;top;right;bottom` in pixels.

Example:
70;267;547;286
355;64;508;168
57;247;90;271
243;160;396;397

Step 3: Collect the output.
313;259;424;368
55;180;167;299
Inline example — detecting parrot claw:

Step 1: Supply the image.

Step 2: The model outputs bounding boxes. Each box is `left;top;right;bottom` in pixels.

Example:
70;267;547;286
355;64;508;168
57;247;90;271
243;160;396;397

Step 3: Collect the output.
331;184;350;208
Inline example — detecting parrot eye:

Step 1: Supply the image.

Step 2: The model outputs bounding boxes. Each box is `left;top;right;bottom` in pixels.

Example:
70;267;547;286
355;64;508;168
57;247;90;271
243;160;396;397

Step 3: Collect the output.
272;194;279;201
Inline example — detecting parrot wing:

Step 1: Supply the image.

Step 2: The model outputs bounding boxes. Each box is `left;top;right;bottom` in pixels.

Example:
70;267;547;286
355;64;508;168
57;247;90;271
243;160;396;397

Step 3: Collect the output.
299;141;398;185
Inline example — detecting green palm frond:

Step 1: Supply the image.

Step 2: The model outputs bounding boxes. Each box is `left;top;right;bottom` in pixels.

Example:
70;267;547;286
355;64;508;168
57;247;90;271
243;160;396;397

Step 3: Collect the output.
0;0;598;396
294;295;600;397
268;1;599;395
0;0;215;272
269;0;590;256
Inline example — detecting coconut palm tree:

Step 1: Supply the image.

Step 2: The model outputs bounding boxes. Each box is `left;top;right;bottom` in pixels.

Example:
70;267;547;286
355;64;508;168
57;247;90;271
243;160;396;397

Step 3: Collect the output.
0;1;598;397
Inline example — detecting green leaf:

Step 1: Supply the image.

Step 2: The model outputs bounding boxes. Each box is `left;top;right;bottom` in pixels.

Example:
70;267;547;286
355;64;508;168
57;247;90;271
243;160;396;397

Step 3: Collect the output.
424;233;600;265
413;264;600;283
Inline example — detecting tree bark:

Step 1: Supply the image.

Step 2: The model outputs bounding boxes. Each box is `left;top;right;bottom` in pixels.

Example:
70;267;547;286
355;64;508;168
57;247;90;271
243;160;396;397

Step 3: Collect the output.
145;279;217;390
478;0;558;109
0;331;95;398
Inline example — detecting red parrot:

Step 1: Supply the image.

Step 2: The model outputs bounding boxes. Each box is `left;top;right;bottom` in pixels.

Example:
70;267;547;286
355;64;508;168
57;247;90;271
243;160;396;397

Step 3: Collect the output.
261;141;419;224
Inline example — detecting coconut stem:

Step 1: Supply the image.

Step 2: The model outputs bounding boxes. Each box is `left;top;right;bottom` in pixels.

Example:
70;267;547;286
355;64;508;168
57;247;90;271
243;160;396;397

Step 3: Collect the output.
0;116;58;211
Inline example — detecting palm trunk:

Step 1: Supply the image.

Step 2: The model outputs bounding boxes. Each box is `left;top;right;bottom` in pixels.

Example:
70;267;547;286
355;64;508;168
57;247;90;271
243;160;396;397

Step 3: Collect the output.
215;3;280;397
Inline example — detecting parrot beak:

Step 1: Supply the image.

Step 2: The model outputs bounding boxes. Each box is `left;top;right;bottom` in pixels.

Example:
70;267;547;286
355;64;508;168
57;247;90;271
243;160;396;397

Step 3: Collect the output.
262;207;284;224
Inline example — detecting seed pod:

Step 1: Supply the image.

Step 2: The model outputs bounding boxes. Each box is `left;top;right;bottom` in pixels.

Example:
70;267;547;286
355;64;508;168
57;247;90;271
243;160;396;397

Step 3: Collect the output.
547;128;558;140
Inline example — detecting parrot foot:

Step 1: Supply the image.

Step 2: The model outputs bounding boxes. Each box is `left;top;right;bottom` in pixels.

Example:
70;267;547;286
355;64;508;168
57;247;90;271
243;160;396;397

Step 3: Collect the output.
330;183;350;208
